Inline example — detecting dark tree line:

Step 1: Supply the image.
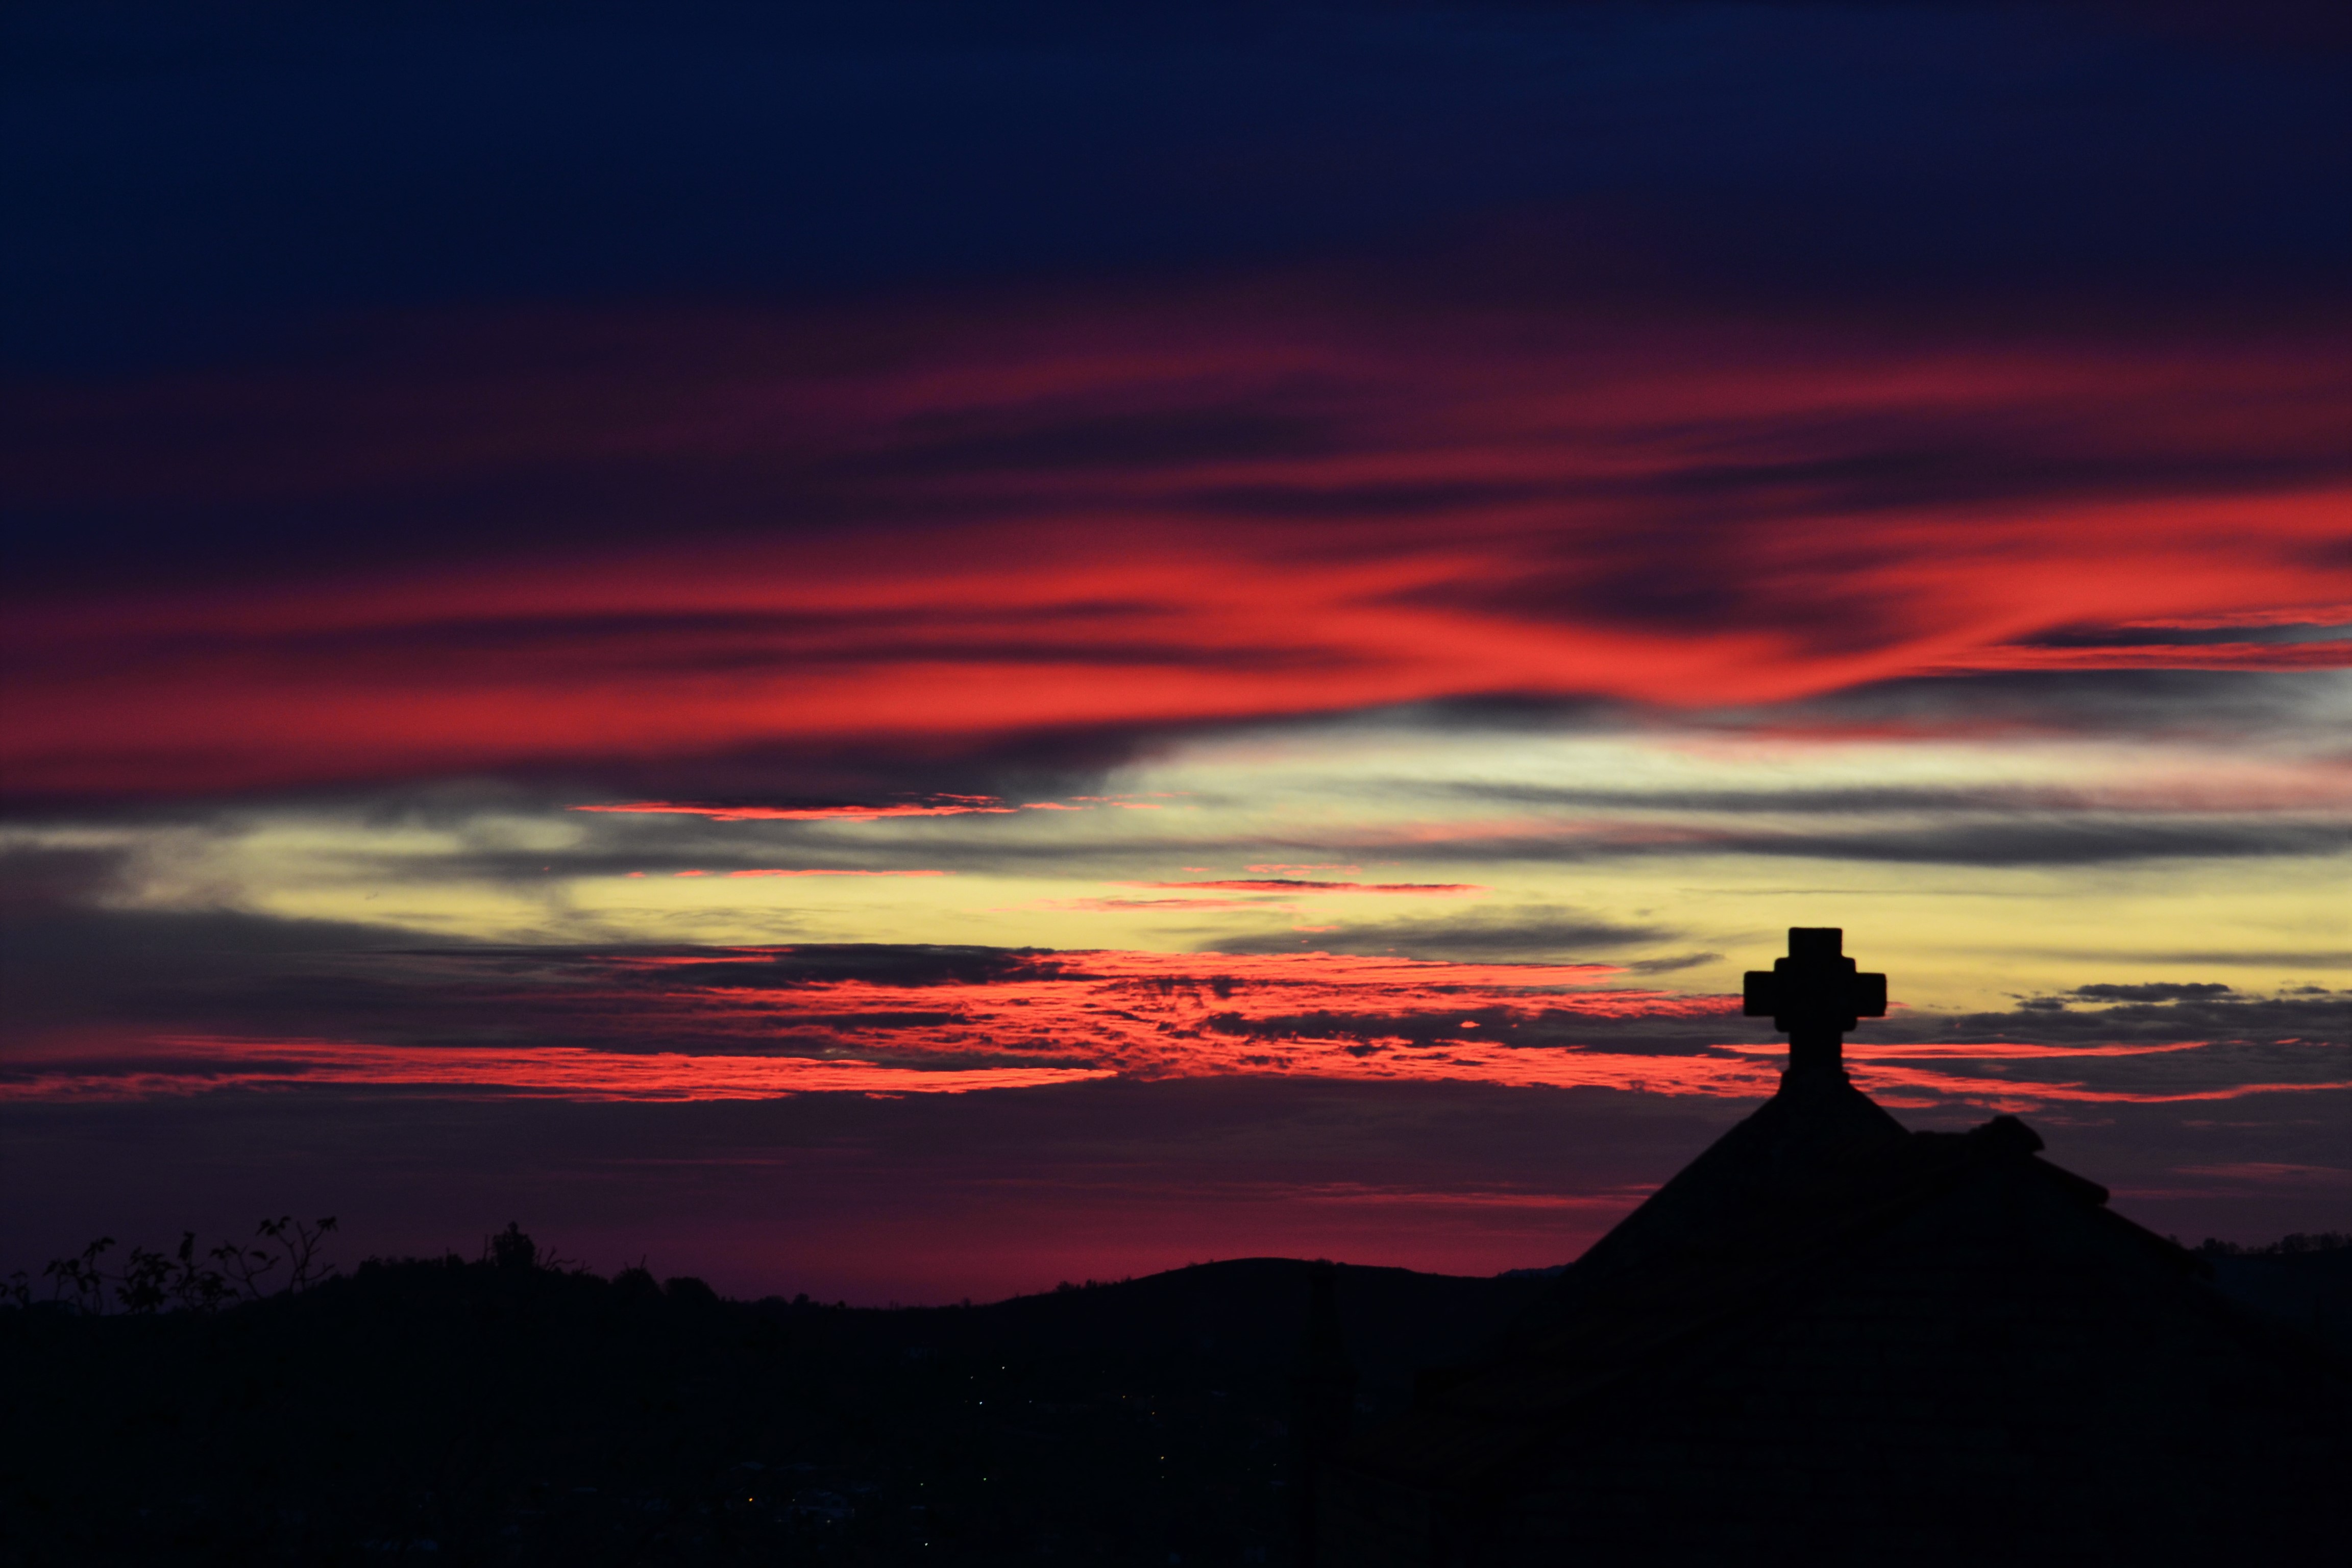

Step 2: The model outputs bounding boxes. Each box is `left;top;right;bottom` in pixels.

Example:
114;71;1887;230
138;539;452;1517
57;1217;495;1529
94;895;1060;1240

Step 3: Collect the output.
2190;1231;2349;1258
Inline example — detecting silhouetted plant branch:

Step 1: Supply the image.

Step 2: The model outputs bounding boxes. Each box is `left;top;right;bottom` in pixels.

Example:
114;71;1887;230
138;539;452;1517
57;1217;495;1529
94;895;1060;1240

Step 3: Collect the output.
261;1214;339;1291
211;1235;278;1297
15;1218;337;1315
169;1231;240;1312
42;1237;114;1313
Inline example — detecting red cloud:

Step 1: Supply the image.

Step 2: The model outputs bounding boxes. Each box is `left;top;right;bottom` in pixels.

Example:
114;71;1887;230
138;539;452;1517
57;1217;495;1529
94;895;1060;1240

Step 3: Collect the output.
0;1037;1110;1102
5;292;2346;797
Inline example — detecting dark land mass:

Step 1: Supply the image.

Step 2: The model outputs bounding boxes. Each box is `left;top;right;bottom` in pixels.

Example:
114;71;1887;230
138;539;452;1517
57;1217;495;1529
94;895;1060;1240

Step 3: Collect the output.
0;1251;1551;1566
4;1240;2344;1567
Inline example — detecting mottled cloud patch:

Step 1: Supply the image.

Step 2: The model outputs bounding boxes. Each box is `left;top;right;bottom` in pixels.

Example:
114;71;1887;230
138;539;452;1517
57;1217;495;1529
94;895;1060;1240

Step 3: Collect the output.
1210;905;1674;962
5;923;2341;1112
1621;952;1725;975
1821;989;2352;1112
2068;981;2234;1001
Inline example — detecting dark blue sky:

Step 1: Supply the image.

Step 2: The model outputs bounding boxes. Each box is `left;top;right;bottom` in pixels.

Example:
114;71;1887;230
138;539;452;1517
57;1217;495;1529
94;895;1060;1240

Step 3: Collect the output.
7;1;2344;375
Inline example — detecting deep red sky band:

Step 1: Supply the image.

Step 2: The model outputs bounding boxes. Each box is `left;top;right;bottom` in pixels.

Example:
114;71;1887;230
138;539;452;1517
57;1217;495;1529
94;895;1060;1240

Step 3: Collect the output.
6;304;2345;799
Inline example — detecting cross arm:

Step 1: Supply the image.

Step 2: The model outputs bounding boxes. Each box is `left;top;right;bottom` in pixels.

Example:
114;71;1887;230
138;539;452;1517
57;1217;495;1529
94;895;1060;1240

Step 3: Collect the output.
1742;927;1888;1035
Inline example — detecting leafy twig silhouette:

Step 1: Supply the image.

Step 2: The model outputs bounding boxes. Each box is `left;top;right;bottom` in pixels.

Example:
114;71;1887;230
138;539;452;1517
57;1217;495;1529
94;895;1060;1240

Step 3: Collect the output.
212;1235;279;1297
21;1218;338;1314
168;1231;239;1312
214;1215;340;1299
41;1237;113;1313
262;1215;339;1292
116;1244;172;1313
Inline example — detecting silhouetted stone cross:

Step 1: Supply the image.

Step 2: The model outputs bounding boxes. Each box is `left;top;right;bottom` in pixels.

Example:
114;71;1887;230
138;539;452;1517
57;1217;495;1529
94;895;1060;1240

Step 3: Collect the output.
1743;927;1887;1084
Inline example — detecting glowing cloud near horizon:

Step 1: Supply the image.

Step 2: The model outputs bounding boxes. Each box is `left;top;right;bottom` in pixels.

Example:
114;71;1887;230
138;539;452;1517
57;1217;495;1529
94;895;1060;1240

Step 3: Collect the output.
0;1038;1114;1103
7;947;2340;1112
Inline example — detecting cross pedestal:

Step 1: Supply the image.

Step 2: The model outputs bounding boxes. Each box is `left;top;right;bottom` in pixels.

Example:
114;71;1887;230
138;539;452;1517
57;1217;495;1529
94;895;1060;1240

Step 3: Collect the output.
1743;927;1887;1085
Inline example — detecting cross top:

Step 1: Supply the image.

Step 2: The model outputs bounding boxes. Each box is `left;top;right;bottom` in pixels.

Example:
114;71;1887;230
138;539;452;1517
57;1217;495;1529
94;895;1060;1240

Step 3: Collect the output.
1743;927;1888;1083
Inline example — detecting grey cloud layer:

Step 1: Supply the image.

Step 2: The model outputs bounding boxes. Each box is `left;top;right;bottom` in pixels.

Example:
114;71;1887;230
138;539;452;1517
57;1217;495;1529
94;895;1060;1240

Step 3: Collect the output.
1207;905;1674;963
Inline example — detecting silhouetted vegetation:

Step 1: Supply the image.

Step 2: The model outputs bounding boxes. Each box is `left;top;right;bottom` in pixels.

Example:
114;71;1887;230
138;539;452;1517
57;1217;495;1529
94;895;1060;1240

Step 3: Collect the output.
5;1216;339;1315
2187;1233;2352;1353
2190;1230;2349;1257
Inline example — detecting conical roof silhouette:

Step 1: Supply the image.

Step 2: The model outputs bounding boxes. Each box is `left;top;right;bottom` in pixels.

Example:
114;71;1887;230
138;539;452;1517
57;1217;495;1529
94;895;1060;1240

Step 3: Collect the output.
1320;930;2349;1566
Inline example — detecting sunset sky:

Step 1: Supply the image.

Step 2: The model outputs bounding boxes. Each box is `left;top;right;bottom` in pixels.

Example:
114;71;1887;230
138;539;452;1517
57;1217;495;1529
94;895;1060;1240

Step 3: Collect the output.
4;1;2346;1304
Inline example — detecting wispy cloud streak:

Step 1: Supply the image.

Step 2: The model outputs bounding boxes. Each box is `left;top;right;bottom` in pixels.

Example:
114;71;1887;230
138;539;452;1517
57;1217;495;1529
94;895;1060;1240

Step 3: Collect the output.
0;1038;1109;1102
7;300;2345;800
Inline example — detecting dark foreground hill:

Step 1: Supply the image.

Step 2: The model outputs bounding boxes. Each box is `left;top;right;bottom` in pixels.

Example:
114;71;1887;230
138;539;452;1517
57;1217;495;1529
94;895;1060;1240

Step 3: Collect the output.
5;1240;2342;1567
0;1253;1550;1567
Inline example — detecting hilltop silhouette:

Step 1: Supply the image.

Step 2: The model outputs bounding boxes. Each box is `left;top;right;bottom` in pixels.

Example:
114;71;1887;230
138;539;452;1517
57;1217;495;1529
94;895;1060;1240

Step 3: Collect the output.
2;1237;1554;1566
